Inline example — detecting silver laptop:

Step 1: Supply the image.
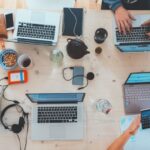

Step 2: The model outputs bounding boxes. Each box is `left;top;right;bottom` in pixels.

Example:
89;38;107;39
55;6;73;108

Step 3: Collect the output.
26;0;75;10
113;14;150;52
26;93;85;140
124;72;150;114
13;9;61;45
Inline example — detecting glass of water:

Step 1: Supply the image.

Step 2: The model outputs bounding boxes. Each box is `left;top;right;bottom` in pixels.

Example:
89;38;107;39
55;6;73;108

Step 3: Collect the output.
50;49;64;66
95;99;112;114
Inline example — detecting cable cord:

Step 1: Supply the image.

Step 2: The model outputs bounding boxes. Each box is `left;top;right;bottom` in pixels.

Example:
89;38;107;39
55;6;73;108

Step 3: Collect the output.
62;67;74;81
62;67;88;90
16;134;22;150
0;77;8;86
24;114;29;150
2;85;19;103
0;77;29;150
68;8;78;36
62;8;79;37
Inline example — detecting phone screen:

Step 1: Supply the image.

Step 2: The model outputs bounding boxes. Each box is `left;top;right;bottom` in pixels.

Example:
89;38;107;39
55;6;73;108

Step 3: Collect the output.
5;13;14;29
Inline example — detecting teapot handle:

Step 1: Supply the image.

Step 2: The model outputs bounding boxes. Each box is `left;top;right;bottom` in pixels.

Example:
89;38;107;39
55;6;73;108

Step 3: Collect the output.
67;38;72;42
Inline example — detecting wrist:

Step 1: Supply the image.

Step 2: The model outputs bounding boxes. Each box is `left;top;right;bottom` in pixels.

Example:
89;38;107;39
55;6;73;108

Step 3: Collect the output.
114;6;124;13
124;129;134;137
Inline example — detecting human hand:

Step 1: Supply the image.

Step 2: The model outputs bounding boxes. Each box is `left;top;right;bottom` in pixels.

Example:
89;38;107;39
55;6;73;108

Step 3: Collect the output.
141;19;150;37
127;115;141;135
115;6;135;34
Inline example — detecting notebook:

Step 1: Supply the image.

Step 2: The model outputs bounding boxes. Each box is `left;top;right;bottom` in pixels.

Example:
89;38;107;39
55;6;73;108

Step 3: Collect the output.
62;8;83;36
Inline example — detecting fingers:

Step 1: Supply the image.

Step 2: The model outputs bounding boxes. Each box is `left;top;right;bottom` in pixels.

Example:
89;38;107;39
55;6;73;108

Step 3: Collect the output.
142;19;150;26
128;12;136;21
135;115;141;127
146;32;150;39
120;21;126;34
116;20;121;33
147;32;150;36
118;20;131;34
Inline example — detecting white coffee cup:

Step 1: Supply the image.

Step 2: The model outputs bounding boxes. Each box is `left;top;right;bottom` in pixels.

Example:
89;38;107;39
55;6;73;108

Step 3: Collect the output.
17;54;33;69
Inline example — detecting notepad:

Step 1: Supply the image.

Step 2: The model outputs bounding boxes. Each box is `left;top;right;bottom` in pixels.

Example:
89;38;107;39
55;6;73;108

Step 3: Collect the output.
62;8;83;36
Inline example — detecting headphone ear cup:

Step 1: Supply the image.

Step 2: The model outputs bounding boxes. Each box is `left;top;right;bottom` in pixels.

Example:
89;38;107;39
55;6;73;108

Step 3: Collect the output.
11;124;22;134
11;117;25;134
19;117;25;128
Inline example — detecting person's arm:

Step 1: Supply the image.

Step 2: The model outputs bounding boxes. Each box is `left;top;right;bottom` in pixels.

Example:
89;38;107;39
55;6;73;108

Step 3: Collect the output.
103;0;122;11
142;19;150;37
107;116;141;150
103;0;135;34
114;6;135;34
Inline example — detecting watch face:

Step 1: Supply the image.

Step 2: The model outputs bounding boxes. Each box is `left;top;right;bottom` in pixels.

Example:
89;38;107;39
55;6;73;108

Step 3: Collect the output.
123;0;139;4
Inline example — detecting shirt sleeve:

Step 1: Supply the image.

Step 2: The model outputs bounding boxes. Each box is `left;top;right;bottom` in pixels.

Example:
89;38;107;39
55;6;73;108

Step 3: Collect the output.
103;0;122;11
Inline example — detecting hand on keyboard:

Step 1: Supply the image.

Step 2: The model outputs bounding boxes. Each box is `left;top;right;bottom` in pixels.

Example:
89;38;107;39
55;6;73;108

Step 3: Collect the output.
142;20;150;38
114;6;135;35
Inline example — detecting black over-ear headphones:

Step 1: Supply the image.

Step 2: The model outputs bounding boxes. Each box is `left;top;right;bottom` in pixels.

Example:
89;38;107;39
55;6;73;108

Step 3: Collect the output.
0;103;26;134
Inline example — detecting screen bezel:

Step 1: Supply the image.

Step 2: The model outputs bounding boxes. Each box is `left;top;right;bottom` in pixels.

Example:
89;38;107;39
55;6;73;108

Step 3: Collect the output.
125;72;150;85
26;93;85;104
5;13;14;30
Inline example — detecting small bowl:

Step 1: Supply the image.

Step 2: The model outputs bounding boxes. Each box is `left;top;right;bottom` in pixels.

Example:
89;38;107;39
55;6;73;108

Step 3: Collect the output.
0;49;18;70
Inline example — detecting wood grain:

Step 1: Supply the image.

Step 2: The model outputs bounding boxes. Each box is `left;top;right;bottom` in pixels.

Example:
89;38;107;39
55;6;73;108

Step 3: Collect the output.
0;0;102;9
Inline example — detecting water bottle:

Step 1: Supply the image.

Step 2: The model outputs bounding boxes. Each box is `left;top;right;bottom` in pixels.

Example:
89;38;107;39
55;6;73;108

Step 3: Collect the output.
50;49;64;66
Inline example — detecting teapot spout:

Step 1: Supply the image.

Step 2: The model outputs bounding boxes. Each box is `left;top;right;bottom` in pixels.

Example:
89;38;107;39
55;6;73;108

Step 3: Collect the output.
85;51;90;55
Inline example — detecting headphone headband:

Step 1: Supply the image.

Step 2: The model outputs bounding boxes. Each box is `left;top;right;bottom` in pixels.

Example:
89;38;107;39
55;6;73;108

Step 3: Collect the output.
0;103;25;131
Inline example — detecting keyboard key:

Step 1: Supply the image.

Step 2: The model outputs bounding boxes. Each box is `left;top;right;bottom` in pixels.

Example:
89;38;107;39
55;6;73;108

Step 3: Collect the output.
37;106;78;123
17;22;56;40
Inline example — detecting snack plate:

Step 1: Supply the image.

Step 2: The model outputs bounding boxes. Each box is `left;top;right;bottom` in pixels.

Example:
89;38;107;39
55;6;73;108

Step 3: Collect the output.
0;49;18;70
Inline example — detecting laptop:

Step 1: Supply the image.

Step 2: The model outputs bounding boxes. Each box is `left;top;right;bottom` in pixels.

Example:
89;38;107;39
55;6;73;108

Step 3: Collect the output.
123;72;150;114
26;93;85;140
113;14;150;52
26;0;75;10
13;9;61;45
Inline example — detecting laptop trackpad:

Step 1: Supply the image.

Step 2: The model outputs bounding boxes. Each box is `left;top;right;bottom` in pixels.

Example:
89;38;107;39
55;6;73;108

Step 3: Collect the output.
31;12;45;23
50;125;66;139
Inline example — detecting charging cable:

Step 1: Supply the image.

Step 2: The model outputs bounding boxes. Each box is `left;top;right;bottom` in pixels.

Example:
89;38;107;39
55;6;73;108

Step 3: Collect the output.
62;67;95;90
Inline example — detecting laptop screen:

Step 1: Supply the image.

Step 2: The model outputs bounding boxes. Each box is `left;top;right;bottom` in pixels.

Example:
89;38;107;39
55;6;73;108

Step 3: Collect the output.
126;73;150;84
26;93;85;103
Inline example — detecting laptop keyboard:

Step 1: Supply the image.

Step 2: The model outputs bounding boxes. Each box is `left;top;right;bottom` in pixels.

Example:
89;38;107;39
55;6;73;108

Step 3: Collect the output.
17;22;56;40
116;27;150;43
125;85;150;101
38;106;77;123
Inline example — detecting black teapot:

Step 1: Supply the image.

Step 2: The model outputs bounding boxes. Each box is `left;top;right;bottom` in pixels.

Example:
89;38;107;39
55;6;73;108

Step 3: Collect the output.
66;38;90;59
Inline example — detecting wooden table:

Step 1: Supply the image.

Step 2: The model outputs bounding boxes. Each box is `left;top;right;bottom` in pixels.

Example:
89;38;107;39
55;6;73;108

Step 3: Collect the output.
0;9;150;150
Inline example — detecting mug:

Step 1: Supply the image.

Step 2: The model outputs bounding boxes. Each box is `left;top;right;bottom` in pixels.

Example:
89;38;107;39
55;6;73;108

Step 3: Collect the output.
17;54;33;69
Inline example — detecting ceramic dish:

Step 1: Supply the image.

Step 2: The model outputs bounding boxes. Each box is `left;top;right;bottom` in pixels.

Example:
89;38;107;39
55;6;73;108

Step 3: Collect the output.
0;49;18;70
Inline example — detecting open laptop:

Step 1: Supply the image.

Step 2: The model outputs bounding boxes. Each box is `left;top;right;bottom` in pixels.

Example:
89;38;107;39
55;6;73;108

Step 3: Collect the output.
13;9;61;45
26;0;75;10
113;14;150;52
123;72;150;114
26;93;85;140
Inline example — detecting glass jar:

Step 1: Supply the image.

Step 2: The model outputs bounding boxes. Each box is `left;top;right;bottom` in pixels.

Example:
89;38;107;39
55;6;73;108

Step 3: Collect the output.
95;99;112;114
50;49;64;66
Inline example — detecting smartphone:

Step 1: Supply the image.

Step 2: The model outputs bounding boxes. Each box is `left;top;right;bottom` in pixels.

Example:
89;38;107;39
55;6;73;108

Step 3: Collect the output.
72;66;84;85
141;109;150;129
4;12;14;31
